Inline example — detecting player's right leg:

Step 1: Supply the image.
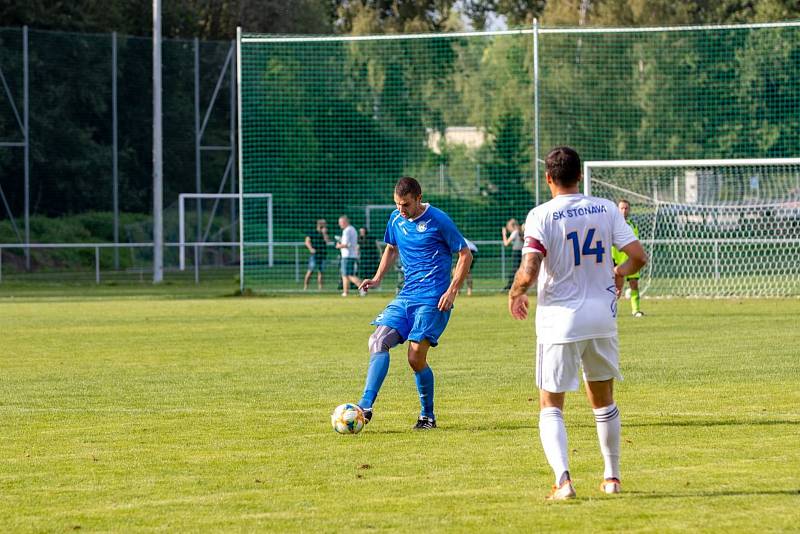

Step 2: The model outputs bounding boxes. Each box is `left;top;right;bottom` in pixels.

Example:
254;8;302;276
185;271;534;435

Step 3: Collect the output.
357;300;410;422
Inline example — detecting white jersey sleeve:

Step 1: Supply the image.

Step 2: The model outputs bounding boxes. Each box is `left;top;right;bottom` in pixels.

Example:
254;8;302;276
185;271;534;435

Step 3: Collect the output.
522;209;547;256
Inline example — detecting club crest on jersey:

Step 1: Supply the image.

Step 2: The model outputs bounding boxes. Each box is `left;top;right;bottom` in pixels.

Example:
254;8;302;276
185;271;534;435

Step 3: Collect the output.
416;219;431;232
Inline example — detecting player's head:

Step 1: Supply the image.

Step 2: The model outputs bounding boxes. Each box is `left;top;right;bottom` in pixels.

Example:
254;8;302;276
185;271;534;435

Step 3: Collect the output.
617;199;630;219
545;146;582;189
316;219;327;231
506;218;519;231
338;215;349;229
394;177;424;219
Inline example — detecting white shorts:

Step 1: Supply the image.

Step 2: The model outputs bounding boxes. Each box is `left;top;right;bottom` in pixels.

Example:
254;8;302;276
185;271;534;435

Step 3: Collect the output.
535;337;622;393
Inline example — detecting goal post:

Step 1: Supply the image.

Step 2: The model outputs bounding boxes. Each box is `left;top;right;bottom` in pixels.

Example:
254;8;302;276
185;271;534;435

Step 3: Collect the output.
584;158;800;297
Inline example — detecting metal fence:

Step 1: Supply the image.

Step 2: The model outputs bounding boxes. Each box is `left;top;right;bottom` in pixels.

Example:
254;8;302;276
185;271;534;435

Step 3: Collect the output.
0;26;236;279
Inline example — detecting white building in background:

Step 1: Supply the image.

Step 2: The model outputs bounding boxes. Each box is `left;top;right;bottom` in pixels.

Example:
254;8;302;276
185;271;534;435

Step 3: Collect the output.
426;126;487;154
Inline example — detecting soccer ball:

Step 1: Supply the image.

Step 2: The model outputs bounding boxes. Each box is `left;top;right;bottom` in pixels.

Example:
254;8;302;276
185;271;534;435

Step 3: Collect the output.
331;403;365;435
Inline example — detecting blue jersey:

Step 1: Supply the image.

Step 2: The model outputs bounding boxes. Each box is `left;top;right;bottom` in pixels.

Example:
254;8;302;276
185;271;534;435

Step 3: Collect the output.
384;204;467;304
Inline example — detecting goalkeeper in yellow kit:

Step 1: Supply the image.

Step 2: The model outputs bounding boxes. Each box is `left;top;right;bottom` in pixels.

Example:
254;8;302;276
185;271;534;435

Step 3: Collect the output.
611;199;644;317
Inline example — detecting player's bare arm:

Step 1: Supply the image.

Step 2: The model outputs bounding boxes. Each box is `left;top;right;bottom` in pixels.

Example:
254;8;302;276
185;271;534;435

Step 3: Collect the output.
508;252;543;320
359;244;398;291
438;247;472;312
304;236;315;254
612;241;647;297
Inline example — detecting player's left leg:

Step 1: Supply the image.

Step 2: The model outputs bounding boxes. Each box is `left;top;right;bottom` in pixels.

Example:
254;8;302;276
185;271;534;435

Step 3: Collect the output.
407;304;451;429
539;389;575;500
582;338;624;493
537;342;581;500
407;340;435;428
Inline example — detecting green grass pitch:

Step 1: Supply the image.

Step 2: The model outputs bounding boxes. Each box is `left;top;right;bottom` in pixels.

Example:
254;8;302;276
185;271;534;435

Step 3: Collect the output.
1;291;799;531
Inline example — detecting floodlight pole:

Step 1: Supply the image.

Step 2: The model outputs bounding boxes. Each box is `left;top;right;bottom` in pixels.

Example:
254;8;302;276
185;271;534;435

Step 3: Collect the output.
23;26;30;270
152;0;164;283
112;31;119;269
194;37;202;283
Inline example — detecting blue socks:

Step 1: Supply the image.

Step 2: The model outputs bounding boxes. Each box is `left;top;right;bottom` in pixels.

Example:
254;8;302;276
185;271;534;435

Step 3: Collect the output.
414;366;435;418
358;351;390;410
358;352;435;420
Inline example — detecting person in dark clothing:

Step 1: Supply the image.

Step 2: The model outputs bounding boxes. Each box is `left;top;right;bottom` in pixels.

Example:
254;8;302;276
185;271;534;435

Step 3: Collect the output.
304;219;330;290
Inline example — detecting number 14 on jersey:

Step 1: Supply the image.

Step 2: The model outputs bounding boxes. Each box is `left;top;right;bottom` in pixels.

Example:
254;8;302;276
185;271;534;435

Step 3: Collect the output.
566;228;605;266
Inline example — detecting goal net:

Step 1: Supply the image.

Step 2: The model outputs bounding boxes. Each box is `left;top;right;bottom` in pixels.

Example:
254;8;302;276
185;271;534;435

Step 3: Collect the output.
585;159;800;297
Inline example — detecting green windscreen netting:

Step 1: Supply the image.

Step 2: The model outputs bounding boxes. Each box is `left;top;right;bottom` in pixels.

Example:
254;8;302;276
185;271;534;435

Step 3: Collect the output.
238;23;800;295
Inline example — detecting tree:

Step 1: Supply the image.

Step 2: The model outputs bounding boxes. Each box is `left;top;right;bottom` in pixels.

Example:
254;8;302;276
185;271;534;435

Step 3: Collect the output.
0;0;335;39
333;0;459;34
462;0;546;29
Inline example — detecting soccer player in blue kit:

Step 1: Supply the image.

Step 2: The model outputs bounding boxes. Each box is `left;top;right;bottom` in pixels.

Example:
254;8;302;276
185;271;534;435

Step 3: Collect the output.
357;177;473;429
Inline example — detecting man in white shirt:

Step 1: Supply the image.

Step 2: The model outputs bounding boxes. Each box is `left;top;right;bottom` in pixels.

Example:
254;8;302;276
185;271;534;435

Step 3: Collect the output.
508;147;647;501
336;215;364;297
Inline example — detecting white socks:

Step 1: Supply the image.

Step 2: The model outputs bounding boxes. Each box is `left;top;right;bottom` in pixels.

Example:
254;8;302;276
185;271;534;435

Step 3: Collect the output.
540;403;622;485
593;403;621;480
539;407;570;485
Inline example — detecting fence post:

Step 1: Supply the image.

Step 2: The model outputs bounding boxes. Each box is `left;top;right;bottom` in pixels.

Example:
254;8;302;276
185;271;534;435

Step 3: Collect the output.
95;246;100;284
0;247;3;283
713;241;720;280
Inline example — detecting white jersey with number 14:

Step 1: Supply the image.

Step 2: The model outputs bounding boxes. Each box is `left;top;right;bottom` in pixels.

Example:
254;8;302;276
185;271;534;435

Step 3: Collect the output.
522;194;637;344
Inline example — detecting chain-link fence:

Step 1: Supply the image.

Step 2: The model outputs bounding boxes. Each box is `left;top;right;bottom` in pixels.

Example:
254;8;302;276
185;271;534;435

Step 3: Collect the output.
239;22;800;295
3;22;800;293
0;27;236;284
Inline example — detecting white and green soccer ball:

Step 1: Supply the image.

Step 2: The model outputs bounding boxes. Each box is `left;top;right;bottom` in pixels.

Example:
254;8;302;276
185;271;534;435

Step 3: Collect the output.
331;403;365;435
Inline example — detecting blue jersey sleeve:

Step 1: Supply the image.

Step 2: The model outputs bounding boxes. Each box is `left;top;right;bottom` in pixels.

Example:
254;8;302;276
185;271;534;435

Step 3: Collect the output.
384;211;398;246
436;210;466;254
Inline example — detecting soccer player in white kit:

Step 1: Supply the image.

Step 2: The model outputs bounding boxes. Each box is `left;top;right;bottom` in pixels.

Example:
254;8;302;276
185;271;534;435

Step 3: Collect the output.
508;147;648;501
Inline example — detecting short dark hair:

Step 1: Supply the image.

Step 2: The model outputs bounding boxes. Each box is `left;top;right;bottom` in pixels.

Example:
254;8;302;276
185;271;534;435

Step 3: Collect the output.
618;198;630;206
545;146;582;187
395;176;422;198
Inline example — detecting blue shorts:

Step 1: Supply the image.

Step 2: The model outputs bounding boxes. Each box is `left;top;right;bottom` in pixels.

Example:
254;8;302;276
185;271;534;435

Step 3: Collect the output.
341;257;358;276
371;298;452;347
307;255;326;272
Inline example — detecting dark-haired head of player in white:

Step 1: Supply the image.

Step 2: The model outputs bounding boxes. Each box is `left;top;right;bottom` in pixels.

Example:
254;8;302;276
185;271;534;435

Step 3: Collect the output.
507;147;647;500
357;177;472;430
